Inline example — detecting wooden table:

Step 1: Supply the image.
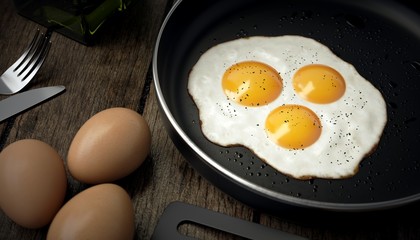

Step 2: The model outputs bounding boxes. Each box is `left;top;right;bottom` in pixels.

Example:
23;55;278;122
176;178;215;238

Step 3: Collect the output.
1;0;420;239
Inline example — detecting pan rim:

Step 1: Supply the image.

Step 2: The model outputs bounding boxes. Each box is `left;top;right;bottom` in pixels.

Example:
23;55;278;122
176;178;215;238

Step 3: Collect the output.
152;0;420;212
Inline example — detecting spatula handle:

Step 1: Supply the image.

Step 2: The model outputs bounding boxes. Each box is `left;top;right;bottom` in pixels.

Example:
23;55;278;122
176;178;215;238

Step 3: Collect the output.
151;201;308;240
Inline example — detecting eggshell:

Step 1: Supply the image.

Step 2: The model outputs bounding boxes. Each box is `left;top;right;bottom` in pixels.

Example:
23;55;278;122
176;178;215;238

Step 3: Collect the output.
47;183;134;240
0;139;67;228
67;107;151;184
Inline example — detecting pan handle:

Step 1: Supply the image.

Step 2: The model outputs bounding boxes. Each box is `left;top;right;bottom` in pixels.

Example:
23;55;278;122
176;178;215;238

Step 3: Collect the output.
151;201;308;240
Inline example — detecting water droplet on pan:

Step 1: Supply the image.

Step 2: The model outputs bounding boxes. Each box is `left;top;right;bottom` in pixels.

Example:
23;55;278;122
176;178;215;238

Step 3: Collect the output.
410;61;420;71
387;102;398;109
388;81;398;88
345;14;366;29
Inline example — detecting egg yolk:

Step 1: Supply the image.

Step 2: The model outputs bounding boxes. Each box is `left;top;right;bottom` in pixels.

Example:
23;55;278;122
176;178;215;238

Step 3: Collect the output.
293;64;345;104
222;61;283;106
265;104;322;149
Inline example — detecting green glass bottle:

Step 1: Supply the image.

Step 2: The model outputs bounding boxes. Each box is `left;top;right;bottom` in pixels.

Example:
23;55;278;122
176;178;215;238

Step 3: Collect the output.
13;0;135;45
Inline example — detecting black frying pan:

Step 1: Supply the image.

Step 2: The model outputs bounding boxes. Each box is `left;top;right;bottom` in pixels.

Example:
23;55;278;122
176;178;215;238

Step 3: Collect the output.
153;0;420;212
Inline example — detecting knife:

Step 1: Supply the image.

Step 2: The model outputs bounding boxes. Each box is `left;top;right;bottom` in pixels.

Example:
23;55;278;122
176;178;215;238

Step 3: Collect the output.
0;86;65;122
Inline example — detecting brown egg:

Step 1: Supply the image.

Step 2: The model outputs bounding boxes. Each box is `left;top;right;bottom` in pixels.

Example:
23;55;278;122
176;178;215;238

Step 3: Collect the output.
0;139;67;229
67;107;151;184
47;183;134;240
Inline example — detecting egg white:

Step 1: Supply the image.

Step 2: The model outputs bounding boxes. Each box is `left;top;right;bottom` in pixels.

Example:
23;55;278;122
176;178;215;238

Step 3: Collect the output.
188;36;387;179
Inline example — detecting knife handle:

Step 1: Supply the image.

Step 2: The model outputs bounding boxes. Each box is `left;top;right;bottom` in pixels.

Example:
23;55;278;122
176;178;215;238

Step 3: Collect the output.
151;201;308;240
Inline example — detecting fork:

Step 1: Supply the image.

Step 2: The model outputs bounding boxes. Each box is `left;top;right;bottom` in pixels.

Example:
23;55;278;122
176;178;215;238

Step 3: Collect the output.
0;29;52;95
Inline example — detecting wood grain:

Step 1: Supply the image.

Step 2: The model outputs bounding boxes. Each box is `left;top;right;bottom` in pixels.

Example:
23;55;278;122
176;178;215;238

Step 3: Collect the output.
1;0;420;239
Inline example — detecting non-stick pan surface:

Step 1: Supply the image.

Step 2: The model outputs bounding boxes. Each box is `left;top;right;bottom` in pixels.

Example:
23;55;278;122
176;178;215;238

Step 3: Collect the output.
153;0;420;212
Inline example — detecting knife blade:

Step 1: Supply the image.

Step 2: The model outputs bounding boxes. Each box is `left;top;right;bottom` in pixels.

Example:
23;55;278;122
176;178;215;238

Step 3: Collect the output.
0;86;65;122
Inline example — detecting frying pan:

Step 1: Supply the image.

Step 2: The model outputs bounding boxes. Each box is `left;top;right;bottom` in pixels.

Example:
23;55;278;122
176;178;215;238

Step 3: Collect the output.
153;0;420;212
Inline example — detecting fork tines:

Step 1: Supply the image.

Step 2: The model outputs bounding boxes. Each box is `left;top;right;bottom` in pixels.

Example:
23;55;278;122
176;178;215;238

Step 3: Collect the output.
13;29;52;81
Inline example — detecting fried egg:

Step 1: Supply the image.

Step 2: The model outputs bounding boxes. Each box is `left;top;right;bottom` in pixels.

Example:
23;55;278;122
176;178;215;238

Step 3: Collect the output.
188;35;387;179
